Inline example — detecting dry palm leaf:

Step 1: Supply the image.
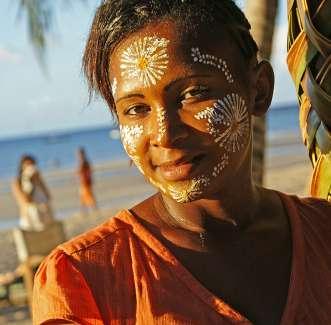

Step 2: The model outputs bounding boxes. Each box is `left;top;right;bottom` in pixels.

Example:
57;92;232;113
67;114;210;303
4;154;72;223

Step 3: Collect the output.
287;0;331;201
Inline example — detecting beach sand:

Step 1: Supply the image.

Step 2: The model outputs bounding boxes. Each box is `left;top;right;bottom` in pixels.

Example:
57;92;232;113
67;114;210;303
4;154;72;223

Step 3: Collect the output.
0;132;312;324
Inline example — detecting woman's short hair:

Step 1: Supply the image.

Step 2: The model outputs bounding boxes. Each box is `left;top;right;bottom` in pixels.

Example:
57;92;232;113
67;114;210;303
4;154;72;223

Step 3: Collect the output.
83;0;258;118
17;154;36;184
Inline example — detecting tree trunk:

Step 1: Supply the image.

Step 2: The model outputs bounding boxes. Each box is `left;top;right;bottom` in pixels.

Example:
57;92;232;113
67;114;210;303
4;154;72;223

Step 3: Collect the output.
244;0;279;185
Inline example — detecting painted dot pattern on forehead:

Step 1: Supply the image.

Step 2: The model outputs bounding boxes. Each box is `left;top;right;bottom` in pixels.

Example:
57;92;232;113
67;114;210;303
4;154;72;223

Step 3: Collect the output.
195;93;249;153
120;36;170;88
168;176;210;203
119;124;143;153
191;47;234;83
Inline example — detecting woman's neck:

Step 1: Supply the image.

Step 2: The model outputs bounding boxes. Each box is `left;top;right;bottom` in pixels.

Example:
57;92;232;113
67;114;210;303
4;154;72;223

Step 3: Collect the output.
152;178;264;249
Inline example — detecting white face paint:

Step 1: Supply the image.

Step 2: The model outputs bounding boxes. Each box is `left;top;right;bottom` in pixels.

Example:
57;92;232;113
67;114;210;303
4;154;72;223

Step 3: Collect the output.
119;124;144;154
120;36;170;88
168;176;211;203
117;42;246;203
195;93;249;153
212;153;229;178
111;78;118;98
195;93;249;179
214;94;249;152
154;107;212;203
119;124;145;174
122;105;210;203
156;107;167;143
191;47;234;83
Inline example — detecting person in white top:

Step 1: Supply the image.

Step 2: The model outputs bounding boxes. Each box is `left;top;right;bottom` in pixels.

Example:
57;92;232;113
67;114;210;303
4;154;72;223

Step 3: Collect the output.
12;155;54;231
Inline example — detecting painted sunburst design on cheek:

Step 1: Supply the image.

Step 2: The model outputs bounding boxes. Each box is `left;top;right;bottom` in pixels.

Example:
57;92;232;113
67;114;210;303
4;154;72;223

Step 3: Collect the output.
195;93;249;153
111;78;118;98
168;176;211;203
119;124;144;153
156;107;167;142
120;36;170;88
214;94;250;152
191;47;234;83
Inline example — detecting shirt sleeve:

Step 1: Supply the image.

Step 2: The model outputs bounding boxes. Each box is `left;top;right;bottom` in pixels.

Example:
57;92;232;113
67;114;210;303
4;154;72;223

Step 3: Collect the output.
32;249;103;325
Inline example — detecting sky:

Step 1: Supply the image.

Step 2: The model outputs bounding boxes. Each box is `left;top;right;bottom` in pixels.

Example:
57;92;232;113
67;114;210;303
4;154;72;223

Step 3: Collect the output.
0;0;296;140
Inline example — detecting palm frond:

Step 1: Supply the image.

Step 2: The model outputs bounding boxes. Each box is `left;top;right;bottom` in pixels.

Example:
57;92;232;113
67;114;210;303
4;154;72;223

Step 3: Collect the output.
17;0;88;68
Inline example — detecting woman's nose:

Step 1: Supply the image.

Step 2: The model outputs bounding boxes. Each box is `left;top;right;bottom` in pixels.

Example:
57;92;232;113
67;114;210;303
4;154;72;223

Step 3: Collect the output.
150;106;188;147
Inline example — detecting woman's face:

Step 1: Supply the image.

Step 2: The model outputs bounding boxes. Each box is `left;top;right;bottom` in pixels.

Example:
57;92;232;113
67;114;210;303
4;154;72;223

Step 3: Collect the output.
22;159;35;170
110;20;257;203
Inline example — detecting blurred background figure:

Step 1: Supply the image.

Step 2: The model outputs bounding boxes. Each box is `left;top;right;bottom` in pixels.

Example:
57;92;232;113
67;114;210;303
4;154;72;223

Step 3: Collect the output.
11;155;54;231
77;147;97;213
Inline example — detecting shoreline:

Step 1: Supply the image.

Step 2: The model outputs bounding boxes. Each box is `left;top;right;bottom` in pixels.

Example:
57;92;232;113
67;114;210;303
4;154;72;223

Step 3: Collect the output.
0;158;154;226
0;130;304;185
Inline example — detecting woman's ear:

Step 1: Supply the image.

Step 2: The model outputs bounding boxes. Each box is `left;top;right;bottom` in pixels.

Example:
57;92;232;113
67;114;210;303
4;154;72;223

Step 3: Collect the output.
252;60;274;116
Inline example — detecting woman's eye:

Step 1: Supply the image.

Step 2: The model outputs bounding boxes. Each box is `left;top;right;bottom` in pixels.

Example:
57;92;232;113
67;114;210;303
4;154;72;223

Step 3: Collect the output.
180;86;209;103
124;105;150;116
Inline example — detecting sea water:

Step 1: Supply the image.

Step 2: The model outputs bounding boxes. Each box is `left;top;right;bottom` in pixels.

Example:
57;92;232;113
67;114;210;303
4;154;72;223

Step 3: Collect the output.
0;127;125;181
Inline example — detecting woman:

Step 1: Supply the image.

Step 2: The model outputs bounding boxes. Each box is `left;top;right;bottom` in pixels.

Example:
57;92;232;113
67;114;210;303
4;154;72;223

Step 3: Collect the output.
77;147;97;212
33;1;331;324
12;155;54;231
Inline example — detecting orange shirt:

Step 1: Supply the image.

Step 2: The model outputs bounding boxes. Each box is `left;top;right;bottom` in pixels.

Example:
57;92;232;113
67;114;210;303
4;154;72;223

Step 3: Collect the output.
33;193;331;324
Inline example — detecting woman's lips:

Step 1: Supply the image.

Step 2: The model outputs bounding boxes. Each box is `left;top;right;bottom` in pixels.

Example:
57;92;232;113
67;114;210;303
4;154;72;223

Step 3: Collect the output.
157;154;204;181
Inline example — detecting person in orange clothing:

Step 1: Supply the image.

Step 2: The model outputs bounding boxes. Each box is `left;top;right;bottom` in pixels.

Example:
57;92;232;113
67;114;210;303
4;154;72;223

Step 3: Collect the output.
33;1;331;324
77;147;97;212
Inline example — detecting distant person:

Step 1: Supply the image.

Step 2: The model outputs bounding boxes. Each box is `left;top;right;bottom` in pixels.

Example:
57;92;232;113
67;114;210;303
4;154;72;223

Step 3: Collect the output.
11;155;54;231
77;147;97;212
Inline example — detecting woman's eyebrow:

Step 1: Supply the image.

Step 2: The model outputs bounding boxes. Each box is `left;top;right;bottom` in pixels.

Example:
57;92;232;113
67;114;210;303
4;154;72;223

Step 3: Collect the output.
116;93;145;104
115;75;211;103
165;74;212;92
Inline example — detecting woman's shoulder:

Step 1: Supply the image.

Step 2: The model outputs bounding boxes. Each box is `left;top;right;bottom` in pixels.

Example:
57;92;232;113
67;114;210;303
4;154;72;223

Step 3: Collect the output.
279;194;331;319
34;210;137;294
57;210;135;257
283;193;331;220
296;195;331;237
33;209;153;324
277;191;330;216
299;195;331;209
279;192;331;242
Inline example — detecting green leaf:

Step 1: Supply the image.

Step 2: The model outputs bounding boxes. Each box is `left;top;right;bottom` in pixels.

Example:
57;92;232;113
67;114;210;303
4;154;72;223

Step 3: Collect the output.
17;0;88;69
